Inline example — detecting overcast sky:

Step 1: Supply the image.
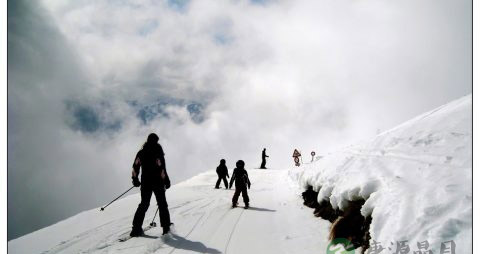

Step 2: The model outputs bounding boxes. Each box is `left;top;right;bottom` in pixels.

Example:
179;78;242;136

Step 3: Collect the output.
8;0;471;240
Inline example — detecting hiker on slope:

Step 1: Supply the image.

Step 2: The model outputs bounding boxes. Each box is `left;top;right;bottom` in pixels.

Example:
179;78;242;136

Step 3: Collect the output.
130;133;172;237
215;159;230;189
229;160;251;208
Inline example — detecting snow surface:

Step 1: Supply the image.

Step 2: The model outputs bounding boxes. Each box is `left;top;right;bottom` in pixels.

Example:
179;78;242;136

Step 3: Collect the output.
8;169;331;254
290;94;472;253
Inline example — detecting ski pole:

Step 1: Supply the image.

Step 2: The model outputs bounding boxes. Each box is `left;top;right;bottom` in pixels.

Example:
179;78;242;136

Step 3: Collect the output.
150;208;159;227
100;186;135;211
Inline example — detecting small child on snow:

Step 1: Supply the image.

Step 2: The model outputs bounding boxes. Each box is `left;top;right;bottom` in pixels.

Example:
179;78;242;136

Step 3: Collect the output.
229;160;251;208
215;159;229;189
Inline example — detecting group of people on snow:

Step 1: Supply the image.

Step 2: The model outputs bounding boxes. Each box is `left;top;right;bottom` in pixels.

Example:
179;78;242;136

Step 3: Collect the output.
214;148;270;207
214;159;251;208
128;133;269;237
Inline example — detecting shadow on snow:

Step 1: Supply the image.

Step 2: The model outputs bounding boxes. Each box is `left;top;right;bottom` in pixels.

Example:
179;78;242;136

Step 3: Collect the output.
164;234;221;254
247;207;276;212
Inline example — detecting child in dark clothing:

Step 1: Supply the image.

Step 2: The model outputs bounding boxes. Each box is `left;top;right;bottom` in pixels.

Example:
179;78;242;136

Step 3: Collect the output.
229;160;251;208
215;159;229;189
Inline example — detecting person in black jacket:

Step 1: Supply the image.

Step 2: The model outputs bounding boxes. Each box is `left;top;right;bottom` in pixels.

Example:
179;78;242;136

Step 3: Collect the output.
130;133;172;237
229;160;251;208
215;159;229;189
260;148;269;169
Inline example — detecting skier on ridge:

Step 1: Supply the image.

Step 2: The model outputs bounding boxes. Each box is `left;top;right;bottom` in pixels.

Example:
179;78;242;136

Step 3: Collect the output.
260;148;269;169
215;159;229;189
229;160;251;208
130;133;172;237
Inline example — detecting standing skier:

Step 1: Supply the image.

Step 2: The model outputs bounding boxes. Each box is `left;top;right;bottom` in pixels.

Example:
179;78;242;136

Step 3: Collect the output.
229;160;251;208
130;133;172;237
260;148;269;169
215;159;229;189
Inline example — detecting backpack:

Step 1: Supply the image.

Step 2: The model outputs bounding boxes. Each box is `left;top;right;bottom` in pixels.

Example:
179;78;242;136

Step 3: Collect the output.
236;169;248;185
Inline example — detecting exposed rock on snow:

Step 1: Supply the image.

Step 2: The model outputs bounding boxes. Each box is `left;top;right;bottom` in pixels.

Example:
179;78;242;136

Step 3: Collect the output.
302;187;371;252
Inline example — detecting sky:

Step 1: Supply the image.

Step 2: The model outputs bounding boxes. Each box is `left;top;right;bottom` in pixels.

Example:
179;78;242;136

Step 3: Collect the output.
7;0;471;240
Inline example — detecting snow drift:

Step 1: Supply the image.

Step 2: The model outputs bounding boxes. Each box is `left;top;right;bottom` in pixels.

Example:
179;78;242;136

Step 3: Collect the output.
290;94;472;253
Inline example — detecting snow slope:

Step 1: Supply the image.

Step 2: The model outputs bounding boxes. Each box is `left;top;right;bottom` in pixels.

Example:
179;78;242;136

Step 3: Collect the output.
8;169;330;254
290;94;472;253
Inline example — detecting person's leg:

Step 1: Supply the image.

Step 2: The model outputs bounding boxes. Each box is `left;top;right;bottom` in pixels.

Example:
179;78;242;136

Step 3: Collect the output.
132;184;153;234
153;186;171;230
260;159;266;169
232;188;241;206
215;176;221;188
222;176;228;189
242;188;249;206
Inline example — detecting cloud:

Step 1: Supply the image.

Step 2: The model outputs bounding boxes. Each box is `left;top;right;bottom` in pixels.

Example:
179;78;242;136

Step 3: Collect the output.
8;0;471;240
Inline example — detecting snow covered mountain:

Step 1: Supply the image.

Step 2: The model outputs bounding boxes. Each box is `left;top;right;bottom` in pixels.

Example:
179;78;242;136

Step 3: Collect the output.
291;94;472;253
8;94;471;254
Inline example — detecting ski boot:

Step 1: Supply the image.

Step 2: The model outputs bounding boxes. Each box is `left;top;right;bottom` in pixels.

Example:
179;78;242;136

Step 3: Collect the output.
129;227;144;237
162;223;174;235
162;226;170;235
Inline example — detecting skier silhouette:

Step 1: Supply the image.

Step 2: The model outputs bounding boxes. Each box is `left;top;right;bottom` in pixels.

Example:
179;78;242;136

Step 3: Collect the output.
229;160;251;208
130;133;172;236
260;148;269;169
215;159;229;189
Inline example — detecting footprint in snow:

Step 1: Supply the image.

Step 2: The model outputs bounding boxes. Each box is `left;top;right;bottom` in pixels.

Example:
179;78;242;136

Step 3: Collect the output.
445;156;453;164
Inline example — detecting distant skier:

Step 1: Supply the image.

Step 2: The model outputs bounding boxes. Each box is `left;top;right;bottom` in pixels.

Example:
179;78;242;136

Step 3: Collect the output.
215;159;230;189
130;133;172;237
260;148;269;169
229;160;251;208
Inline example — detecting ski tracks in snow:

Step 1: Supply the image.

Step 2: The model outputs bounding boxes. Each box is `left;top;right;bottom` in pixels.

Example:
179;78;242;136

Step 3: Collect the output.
37;169;330;254
223;209;245;254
